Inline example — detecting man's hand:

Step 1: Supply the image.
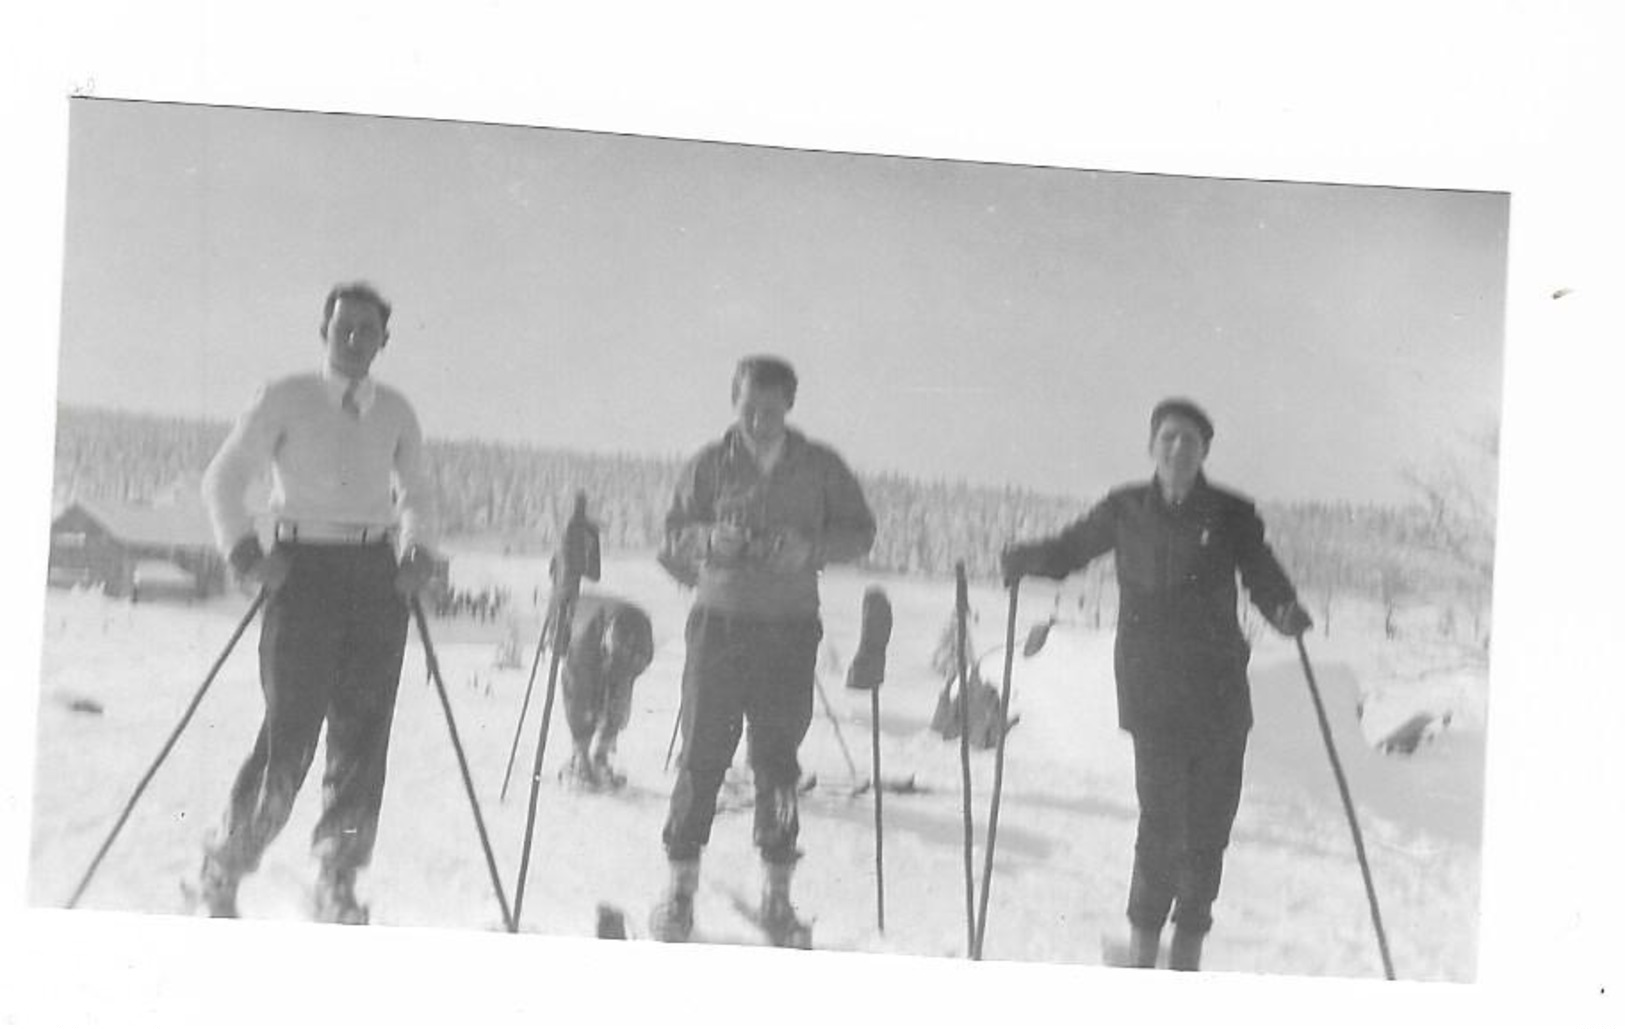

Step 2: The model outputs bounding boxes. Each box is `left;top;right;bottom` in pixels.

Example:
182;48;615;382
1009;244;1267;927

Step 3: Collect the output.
764;528;816;573
395;544;437;598
1270;600;1314;637
228;534;289;592
708;522;749;563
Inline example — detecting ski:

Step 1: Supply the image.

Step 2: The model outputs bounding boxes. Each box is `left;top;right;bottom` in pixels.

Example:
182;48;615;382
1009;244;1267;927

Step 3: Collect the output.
178;878;371;925
594;900;782;949
178;877;236;919
724;887;814;950
557;763;629;795
1100;933;1164;970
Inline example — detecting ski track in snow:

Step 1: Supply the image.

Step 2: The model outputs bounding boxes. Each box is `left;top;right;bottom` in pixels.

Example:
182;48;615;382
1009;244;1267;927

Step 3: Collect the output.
28;551;1485;981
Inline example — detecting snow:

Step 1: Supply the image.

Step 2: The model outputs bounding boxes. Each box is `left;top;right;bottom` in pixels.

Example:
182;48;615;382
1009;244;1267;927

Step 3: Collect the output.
27;551;1486;986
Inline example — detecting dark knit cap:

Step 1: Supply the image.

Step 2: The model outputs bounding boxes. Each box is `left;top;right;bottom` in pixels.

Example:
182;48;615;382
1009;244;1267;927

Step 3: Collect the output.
1150;398;1214;444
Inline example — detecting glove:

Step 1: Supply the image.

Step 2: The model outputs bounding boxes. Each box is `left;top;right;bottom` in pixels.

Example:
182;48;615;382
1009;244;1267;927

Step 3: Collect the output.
228;534;290;592
1270;600;1314;637
394;544;438;598
999;543;1043;587
764;528;816;573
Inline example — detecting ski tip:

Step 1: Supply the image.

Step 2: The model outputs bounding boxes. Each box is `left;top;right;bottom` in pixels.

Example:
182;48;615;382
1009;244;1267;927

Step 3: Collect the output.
596;902;630;940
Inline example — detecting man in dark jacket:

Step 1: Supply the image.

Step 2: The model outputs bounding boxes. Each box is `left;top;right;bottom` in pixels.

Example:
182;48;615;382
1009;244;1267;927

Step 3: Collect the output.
651;355;876;945
1001;398;1312;971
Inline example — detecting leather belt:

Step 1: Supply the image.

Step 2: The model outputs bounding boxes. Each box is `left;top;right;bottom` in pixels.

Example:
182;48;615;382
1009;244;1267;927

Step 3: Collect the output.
274;520;395;546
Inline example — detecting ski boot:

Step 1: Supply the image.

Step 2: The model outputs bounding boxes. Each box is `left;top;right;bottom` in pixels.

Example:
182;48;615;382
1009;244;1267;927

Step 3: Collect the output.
757;860;812;949
1102;924;1164;969
590;747;627;792
312;869;369;926
1168;927;1205;972
183;849;241;918
648;859;699;943
561;746;602;791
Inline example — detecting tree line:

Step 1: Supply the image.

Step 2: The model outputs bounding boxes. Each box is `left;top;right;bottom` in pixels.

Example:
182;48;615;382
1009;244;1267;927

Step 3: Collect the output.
50;405;1495;640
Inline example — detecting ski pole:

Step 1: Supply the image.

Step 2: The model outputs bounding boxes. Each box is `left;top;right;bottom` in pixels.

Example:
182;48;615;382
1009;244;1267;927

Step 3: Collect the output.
953;562;977;959
663;693;685;772
846;587;894;934
870;681;885;932
973;580;1021;959
66;589;266;909
1295;634;1396;980
499;605;554;802
813;675;862;785
511;493;600;930
411;599;516;933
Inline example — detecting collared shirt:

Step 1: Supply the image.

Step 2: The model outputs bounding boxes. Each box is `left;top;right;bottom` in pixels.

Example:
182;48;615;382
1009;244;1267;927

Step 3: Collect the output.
320;364;378;416
202;368;437;555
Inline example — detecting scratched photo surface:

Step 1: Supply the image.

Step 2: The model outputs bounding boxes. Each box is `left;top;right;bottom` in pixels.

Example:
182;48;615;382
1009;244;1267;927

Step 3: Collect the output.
33;97;1504;987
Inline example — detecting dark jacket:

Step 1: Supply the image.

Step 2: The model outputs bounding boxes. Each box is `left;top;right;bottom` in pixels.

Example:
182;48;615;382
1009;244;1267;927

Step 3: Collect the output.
1019;475;1299;737
658;427;876;618
558;593;654;685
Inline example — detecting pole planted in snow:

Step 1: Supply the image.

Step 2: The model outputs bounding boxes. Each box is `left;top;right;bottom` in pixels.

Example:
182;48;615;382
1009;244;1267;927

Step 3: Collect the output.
953;562;977;959
411;599;515;932
510;493;600;930
973;580;1021;959
67;589;266;909
847;587;893;933
1295;634;1396;980
499;604;553;802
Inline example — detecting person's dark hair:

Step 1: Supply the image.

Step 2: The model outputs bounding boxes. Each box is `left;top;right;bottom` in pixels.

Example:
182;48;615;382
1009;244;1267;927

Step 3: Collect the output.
731;355;798;406
320;281;393;338
1149;397;1214;446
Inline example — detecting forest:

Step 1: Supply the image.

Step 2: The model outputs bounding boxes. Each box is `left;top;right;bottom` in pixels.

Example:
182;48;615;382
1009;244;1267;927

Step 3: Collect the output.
50;405;1496;645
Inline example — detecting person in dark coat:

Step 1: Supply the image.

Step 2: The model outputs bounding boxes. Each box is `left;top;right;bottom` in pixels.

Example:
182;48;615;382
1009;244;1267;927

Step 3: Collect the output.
557;593;655;790
1001;398;1312;971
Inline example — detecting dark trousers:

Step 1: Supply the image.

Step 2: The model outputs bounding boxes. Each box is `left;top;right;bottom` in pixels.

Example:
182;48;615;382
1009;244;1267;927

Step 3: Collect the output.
563;663;635;747
662;607;821;864
1126;724;1248;935
208;543;408;881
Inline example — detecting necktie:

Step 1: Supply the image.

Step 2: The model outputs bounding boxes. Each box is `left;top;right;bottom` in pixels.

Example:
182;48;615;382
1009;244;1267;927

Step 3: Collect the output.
341;380;361;418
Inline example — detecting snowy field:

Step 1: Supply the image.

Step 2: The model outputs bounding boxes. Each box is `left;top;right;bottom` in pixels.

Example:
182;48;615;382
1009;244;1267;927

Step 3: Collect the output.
28;548;1487;983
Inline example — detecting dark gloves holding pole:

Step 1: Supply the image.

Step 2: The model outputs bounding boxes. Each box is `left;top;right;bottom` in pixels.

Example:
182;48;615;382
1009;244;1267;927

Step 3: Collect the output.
228;534;290;592
1269;600;1314;637
395;544;438;598
999;543;1045;588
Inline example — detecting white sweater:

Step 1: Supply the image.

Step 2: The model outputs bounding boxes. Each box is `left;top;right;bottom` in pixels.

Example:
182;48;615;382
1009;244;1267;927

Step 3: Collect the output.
202;369;437;555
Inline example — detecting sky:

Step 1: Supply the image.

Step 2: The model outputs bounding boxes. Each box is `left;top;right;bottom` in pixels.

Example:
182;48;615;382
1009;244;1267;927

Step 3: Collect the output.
56;99;1507;506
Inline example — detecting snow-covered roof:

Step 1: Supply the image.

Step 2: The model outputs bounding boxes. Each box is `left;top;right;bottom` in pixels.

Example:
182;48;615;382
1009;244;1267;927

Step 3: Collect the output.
57;497;217;550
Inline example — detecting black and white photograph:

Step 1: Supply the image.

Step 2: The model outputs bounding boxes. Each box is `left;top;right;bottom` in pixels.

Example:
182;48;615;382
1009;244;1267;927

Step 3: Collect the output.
4;5;1619;1028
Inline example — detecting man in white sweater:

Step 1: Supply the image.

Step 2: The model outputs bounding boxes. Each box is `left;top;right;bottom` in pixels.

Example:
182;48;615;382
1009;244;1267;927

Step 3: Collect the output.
193;281;437;924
